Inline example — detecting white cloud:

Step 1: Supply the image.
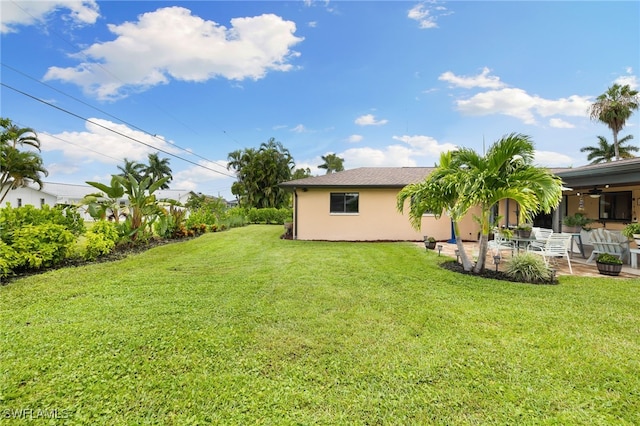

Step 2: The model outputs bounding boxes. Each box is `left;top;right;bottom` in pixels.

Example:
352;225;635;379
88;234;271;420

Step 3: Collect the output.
391;135;457;156
1;0;99;33
315;134;455;169
549;118;574;129
408;2;451;29
438;67;506;89
291;124;307;133
534;150;574;167
171;160;235;193
347;134;363;143
43;7;304;100
615;74;638;90
455;88;592;125
355;114;388;126
39;118;182;164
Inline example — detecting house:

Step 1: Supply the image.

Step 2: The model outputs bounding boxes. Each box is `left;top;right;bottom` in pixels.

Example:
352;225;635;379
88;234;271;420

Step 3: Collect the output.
555;157;640;234
280;159;640;243
1;182;193;220
279;167;481;241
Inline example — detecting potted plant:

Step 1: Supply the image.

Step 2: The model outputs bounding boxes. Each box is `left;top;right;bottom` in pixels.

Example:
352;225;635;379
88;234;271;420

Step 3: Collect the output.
595;253;623;276
515;224;533;239
423;236;437;250
622;223;640;246
562;213;594;233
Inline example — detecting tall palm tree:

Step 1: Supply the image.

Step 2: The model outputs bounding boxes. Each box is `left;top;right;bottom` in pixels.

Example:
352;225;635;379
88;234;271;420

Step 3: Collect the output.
117;158;145;182
144;153;172;189
0;119;49;204
397;133;562;273
318;153;345;174
580;135;637;164
588;84;639;161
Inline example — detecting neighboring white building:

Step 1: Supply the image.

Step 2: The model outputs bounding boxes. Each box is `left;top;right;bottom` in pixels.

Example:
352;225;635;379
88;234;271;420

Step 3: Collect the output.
1;182;193;220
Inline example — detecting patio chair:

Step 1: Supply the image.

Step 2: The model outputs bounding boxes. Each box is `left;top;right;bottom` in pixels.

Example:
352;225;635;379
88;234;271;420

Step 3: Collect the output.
528;233;573;274
586;228;630;263
528;227;553;252
487;229;514;256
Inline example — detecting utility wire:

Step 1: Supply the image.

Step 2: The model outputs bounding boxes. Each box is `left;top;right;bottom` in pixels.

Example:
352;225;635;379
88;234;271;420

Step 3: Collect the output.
6;0;245;149
1;62;232;173
1;82;236;178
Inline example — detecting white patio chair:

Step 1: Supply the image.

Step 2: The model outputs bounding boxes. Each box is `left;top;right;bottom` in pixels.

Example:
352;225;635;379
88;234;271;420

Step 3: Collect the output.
528;227;553;252
586;228;630;263
487;229;514;257
528;233;572;274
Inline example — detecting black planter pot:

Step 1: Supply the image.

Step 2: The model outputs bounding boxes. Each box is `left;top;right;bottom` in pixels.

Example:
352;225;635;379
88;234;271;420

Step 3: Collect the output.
596;261;622;276
425;241;436;250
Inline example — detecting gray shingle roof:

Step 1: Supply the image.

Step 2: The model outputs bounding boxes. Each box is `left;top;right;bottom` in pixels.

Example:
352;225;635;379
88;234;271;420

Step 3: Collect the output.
280;167;434;188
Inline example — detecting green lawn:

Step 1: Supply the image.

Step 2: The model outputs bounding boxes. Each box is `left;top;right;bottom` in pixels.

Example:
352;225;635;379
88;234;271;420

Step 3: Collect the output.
1;225;639;424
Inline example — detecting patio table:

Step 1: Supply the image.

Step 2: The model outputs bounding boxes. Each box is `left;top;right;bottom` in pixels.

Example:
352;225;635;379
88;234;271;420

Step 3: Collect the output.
569;233;586;258
511;236;537;253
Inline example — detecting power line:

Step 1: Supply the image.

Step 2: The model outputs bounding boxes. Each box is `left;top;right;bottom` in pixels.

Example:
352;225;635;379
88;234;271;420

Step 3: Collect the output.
1;62;233;172
1;82;237;179
6;1;246;149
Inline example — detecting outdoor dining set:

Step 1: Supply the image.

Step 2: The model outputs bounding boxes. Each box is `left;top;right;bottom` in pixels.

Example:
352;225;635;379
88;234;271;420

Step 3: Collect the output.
487;226;633;275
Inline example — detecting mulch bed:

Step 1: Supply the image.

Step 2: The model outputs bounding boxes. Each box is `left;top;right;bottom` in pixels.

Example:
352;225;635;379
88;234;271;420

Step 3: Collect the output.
439;260;557;285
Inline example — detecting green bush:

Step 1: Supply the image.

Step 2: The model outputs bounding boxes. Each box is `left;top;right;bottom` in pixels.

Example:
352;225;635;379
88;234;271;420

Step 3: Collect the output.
505;253;554;284
218;207;248;230
0;241;20;278
0;204;84;243
83;221;120;260
246;207;292;224
11;224;76;270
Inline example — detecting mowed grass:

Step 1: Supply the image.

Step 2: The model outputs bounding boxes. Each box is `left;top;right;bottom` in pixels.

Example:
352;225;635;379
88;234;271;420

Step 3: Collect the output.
1;225;639;425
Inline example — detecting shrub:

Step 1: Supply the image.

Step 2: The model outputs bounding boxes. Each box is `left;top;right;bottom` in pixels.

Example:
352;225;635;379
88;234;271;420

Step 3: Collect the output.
11;224;75;270
0;241;20;278
0;204;85;244
505;253;554;284
83;221;120;260
246;207;292;224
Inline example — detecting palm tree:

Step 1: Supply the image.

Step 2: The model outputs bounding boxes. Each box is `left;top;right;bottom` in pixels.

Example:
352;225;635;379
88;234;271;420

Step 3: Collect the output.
397;133;563;273
117;158;145;182
0;119;49;204
588;84;639;161
144;153;172;189
580;135;637;164
82;175;126;222
318;153;345;174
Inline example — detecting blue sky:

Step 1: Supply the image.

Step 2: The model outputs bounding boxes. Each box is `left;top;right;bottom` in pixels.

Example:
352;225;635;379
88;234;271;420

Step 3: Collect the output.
1;1;639;200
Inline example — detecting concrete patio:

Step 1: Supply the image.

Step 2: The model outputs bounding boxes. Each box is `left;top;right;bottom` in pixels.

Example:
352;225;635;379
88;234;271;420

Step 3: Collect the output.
423;240;640;279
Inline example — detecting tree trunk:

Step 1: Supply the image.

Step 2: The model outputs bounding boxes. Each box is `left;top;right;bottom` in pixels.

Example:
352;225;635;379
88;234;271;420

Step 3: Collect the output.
613;129;620;160
453;221;474;271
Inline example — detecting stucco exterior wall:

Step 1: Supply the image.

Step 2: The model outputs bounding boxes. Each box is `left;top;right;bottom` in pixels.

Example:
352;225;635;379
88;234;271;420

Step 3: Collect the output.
563;185;640;232
293;187;479;241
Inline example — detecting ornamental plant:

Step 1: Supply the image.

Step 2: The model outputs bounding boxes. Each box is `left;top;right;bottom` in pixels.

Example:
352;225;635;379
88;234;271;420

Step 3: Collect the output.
596;253;623;265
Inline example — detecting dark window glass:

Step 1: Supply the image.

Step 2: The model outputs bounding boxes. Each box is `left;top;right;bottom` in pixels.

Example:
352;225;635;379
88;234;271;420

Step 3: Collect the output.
330;192;359;213
600;192;632;221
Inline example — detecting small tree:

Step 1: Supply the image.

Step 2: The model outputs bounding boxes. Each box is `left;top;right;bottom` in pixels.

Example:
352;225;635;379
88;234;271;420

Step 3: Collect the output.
0;118;48;204
398;133;563;273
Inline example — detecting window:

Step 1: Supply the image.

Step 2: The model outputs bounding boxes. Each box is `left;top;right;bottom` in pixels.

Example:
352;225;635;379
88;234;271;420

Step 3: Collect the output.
330;192;359;213
17;198;22;207
599;191;632;221
40;198;46;207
